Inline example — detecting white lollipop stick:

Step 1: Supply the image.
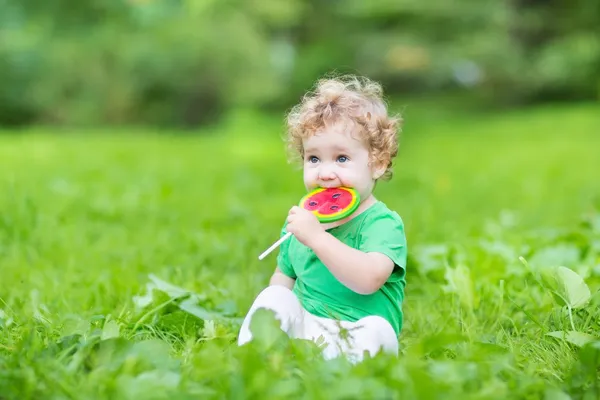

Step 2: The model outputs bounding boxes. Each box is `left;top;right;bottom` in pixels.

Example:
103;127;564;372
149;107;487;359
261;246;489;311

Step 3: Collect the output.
258;231;292;260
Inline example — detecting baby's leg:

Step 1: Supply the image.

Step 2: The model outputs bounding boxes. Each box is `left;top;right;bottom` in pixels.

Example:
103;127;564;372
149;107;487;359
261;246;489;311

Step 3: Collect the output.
237;285;304;346
301;314;398;363
342;315;399;363
300;314;349;360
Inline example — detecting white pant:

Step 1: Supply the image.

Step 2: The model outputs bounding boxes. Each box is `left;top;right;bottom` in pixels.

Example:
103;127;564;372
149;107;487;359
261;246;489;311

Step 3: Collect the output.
237;285;399;363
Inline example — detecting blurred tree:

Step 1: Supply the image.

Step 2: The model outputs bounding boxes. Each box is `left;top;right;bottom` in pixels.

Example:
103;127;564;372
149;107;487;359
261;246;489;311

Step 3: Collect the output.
0;0;597;127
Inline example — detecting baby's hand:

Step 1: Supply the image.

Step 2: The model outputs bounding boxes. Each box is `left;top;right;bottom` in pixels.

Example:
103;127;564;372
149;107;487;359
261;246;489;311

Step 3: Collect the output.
286;206;324;248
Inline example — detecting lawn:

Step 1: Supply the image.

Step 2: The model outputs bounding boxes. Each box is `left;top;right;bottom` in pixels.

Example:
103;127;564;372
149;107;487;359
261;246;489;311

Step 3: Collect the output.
0;101;599;399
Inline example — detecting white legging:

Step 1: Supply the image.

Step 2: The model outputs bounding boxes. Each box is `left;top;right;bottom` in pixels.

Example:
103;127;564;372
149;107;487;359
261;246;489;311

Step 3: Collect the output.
238;285;399;363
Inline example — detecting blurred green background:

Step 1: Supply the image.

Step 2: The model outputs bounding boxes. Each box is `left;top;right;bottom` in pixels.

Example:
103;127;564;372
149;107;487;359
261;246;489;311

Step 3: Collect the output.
1;0;599;128
2;3;600;397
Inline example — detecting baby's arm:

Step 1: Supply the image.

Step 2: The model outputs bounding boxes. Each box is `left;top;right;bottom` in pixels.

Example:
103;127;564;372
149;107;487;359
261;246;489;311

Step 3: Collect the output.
269;266;295;290
311;233;394;295
285;206;400;295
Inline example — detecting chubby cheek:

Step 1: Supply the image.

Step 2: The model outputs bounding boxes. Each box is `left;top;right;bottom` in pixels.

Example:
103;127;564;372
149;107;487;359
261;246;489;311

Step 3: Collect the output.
336;169;359;187
344;170;375;196
303;169;319;188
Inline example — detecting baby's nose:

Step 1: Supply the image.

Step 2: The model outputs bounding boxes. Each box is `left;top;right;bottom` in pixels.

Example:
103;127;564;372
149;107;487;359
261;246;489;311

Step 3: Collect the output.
318;166;336;180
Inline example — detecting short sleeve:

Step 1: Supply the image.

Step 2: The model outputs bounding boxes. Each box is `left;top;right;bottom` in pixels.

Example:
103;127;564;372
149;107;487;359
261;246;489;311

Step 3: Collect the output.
358;213;407;281
276;222;297;279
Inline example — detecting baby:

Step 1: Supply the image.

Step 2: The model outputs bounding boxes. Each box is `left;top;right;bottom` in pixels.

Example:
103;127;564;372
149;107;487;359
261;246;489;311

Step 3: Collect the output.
238;74;407;363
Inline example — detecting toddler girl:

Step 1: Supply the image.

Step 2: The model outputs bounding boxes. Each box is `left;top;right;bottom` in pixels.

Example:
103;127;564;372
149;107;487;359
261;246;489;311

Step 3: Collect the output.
238;74;407;363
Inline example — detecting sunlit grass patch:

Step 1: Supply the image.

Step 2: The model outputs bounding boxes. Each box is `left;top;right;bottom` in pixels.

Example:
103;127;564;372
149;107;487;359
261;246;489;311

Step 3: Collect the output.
1;102;599;398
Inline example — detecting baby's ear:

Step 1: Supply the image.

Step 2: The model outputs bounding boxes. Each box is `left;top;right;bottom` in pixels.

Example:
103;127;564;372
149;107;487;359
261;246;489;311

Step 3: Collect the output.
373;169;385;180
371;161;387;180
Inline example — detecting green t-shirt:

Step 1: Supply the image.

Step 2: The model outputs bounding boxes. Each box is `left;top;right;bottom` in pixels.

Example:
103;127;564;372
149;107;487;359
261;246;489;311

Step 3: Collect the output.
277;200;407;336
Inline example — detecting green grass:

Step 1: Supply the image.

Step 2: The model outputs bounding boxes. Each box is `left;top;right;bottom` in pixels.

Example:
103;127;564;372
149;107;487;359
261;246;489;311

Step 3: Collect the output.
1;101;600;399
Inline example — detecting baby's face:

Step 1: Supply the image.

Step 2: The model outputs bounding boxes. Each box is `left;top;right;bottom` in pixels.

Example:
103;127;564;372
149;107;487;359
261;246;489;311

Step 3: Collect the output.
301;122;381;201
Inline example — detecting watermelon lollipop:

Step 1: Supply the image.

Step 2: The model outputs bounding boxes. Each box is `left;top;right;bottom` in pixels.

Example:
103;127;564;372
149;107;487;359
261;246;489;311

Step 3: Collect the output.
258;187;360;260
299;187;360;222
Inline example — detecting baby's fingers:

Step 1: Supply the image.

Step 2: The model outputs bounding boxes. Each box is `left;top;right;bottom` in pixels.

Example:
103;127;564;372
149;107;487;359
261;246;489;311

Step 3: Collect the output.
288;206;301;214
286;220;297;234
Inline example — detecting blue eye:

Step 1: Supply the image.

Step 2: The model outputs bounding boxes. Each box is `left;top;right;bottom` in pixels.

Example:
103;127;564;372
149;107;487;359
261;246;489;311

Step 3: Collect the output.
308;156;319;163
337;155;348;163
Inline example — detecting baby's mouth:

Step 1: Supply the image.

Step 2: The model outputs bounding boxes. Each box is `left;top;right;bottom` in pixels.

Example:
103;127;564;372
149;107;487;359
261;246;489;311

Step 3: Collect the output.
318;183;342;189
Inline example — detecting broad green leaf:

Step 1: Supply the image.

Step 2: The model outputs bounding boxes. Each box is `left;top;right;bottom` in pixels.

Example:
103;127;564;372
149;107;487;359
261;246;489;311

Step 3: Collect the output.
248;308;287;348
544;388;572;400
201;320;217;339
87;337;135;372
133;274;206;310
101;319;120;340
555;266;591;309
546;331;597;347
116;370;181;399
579;340;600;371
177;298;218;321
132;274;207;311
132;283;157;310
61;316;90;337
442;264;478;311
146;274;197;299
129;339;180;370
539;266;591;309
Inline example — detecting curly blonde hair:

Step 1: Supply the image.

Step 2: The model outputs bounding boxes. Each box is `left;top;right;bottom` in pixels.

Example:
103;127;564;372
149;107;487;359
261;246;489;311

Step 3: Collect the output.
285;74;402;180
